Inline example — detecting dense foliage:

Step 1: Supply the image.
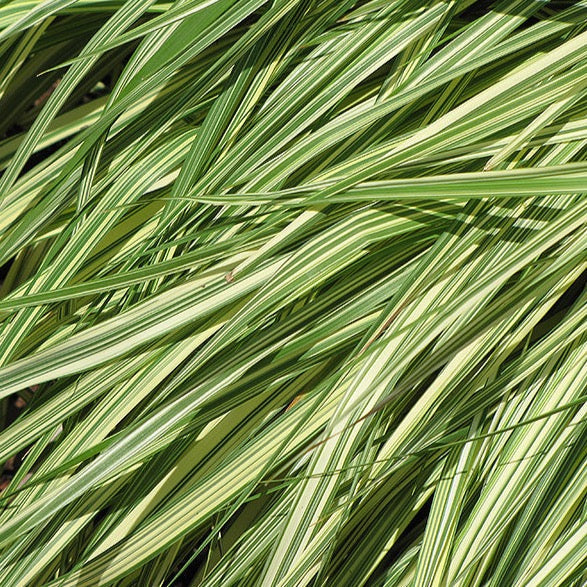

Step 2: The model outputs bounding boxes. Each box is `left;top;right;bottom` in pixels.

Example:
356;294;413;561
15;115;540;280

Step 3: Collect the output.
0;0;585;585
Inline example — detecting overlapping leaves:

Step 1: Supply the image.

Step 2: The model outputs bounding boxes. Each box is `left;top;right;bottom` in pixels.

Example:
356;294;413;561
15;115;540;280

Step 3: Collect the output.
0;0;585;585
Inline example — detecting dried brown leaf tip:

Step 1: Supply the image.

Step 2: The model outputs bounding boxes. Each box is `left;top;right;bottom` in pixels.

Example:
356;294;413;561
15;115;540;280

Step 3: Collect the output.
286;394;306;411
34;79;61;108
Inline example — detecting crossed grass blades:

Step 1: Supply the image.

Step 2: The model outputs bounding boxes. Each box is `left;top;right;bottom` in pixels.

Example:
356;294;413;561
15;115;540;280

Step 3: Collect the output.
0;0;585;585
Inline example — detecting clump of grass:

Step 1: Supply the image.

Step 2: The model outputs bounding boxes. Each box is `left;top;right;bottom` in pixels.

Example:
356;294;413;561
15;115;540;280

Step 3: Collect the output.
0;1;585;585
